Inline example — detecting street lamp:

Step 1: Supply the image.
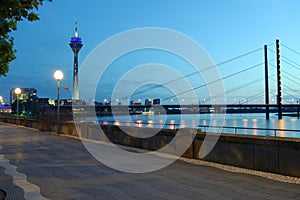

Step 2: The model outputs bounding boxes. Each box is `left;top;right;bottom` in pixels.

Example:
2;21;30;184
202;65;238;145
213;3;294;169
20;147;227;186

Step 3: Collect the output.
14;88;21;120
297;99;300;119
54;70;63;133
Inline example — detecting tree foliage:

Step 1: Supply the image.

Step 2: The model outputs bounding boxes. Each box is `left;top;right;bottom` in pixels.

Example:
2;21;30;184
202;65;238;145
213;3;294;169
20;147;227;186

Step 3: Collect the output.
0;0;51;77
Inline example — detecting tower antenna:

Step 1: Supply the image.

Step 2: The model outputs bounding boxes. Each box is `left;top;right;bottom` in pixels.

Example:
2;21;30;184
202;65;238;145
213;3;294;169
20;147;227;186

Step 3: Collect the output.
75;20;78;37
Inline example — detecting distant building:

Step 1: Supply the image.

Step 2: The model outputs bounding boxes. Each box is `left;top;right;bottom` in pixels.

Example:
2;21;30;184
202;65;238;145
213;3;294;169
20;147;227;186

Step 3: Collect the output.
0;105;11;113
94;101;103;106
37;98;85;106
130;100;142;106
94;100;110;106
145;98;152;106
130;100;142;114
0;96;4;105
153;99;160;105
10;88;37;105
60;99;74;106
37;98;51;106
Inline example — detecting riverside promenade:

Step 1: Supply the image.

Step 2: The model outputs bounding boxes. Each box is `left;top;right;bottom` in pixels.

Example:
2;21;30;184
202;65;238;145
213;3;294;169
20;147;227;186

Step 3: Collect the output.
1;123;300;200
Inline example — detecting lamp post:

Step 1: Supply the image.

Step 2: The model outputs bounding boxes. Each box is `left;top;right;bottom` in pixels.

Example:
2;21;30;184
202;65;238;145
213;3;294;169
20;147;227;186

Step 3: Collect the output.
297;99;300;119
14;88;21;121
54;70;64;133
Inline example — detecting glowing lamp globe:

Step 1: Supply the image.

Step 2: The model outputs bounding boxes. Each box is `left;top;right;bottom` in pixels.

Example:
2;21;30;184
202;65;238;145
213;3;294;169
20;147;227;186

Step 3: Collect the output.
15;88;21;95
54;70;64;81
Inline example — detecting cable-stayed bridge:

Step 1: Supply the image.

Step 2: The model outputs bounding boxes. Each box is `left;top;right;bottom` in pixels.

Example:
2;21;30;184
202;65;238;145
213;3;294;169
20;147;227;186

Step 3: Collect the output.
88;39;300;120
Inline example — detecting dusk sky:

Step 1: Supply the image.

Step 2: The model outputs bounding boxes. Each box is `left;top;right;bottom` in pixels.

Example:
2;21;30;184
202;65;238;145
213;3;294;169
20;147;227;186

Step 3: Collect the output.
1;1;300;105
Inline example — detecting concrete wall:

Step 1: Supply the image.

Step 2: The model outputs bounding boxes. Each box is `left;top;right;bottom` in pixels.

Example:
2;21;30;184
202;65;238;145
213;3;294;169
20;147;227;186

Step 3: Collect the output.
1;116;300;177
0;116;78;136
76;123;195;158
197;134;300;177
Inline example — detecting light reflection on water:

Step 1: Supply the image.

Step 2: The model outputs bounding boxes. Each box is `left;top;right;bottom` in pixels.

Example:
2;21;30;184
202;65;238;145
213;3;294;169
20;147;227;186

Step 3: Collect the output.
95;113;300;138
278;119;285;137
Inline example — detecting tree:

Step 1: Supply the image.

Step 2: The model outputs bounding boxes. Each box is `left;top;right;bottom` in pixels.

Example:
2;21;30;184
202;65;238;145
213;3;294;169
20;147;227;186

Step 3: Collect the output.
0;0;51;77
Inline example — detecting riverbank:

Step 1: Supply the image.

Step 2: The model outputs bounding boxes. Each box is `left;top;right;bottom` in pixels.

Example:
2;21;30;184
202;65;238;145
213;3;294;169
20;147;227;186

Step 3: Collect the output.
2;123;300;199
1;116;300;177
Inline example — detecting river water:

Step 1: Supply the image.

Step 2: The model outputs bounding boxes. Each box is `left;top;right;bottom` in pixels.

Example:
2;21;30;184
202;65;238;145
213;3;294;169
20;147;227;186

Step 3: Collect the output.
95;113;300;138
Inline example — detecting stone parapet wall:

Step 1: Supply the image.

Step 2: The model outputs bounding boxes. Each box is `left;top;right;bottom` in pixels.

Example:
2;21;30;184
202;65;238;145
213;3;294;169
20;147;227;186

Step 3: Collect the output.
196;133;300;177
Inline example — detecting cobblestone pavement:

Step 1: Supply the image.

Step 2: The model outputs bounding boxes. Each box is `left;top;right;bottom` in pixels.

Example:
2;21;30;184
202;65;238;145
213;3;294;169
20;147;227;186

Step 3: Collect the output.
0;122;300;200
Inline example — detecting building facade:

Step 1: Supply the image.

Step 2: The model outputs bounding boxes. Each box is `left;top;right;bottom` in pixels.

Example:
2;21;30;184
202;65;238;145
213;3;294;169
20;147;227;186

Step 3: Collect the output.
10;88;37;105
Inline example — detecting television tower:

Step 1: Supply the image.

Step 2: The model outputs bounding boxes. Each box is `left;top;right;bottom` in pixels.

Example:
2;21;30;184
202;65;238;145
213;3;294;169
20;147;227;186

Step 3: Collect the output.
69;21;83;100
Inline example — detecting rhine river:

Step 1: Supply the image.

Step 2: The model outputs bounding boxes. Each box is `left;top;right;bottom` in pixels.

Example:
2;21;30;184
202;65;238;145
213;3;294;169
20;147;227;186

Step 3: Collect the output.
94;113;300;138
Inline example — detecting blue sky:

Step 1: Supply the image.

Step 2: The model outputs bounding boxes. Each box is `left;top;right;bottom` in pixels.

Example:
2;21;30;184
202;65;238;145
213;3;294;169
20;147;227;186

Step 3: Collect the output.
1;0;300;104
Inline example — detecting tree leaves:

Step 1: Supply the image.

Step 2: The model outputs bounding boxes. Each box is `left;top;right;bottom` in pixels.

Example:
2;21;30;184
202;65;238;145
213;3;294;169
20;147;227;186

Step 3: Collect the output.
0;0;51;77
28;12;40;21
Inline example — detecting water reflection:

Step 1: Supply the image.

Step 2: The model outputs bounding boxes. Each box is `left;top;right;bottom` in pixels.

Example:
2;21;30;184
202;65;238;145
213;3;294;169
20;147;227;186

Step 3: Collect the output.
147;120;154;128
242;119;248;135
169;124;176;130
113;120;120;126
278;119;285;137
136;120;143;128
252;119;258;136
94;113;300;138
180;120;186;128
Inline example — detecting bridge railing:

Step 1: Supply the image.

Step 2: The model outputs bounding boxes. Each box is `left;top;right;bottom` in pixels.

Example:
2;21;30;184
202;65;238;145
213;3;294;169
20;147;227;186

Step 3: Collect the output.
199;125;300;137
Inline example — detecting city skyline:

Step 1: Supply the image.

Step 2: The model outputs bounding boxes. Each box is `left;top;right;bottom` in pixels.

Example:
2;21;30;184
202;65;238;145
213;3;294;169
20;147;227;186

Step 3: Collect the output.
1;1;300;104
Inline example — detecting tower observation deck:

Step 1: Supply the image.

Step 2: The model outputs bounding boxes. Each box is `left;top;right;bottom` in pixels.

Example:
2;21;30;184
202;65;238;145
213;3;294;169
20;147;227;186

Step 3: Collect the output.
69;21;83;100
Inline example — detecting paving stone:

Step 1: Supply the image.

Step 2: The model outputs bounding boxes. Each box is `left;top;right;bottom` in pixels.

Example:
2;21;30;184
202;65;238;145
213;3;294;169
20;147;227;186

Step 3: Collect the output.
1;123;300;200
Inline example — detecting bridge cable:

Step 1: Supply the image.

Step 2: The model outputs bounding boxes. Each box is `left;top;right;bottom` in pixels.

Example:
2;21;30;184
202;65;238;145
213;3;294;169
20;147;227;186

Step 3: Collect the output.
204;76;268;101
268;47;300;69
269;77;299;102
162;62;264;101
281;43;300;57
238;91;265;105
118;47;263;101
281;70;300;85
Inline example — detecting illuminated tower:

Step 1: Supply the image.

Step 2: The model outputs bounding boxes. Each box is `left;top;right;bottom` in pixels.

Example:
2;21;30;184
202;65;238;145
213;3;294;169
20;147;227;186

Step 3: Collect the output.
69;21;83;100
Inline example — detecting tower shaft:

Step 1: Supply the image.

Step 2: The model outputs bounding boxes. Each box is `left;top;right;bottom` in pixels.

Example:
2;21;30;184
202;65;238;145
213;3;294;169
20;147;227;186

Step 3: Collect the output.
73;51;79;100
69;21;83;100
276;39;282;119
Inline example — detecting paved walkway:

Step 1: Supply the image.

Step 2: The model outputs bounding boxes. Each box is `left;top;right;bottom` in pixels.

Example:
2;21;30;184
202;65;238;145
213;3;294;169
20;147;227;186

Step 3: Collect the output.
0;122;300;200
